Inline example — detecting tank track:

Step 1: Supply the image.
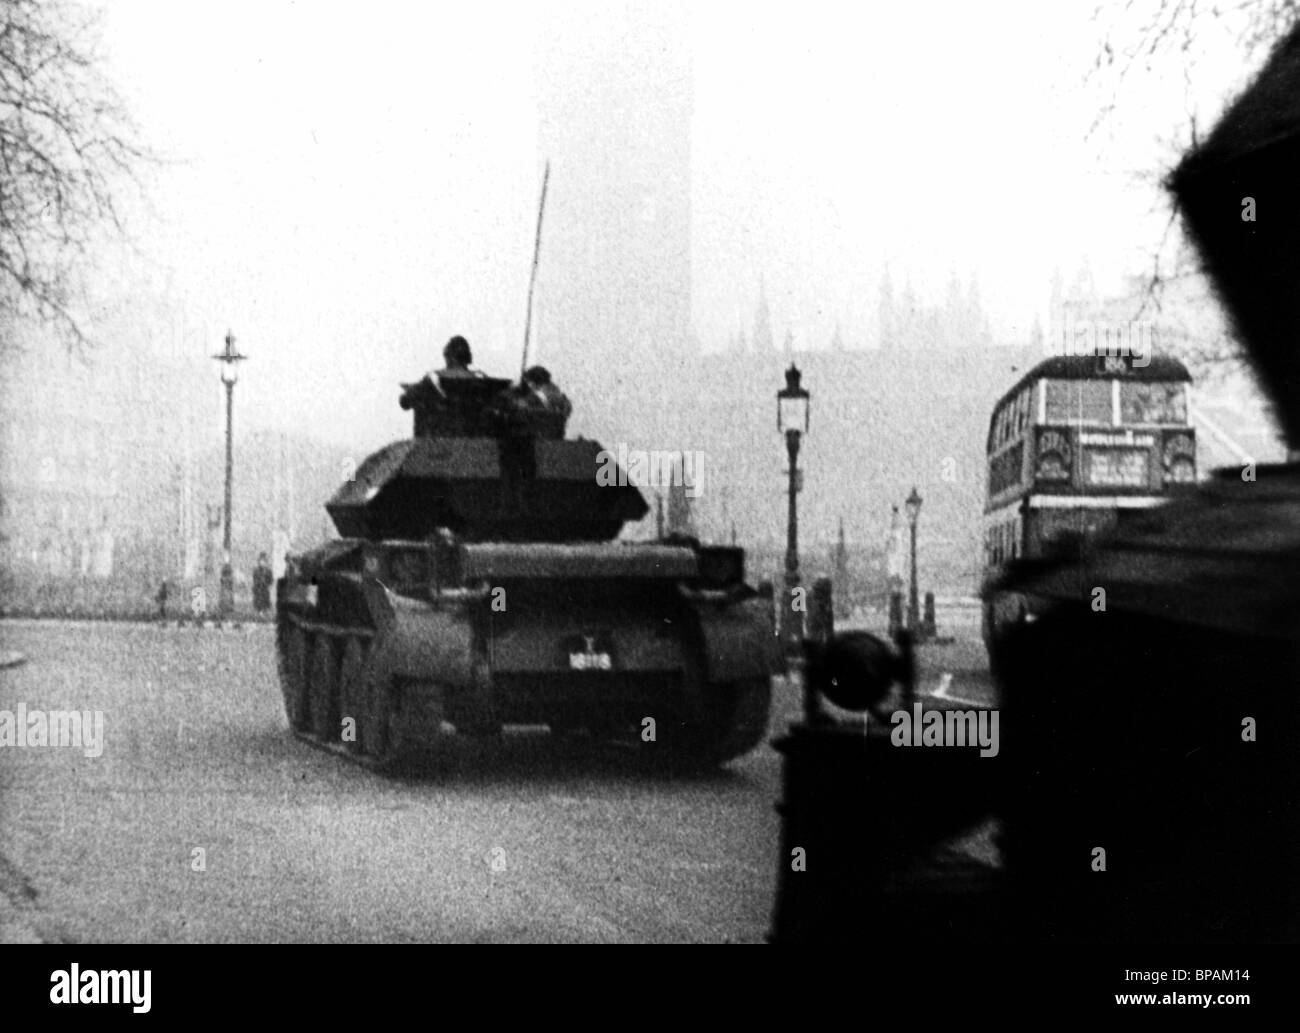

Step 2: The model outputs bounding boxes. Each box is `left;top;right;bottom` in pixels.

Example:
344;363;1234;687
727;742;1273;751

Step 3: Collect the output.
660;676;774;770
277;613;437;771
710;677;774;763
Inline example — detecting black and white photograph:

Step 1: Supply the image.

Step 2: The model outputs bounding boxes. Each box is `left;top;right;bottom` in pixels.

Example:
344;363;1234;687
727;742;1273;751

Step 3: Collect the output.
0;0;1296;1008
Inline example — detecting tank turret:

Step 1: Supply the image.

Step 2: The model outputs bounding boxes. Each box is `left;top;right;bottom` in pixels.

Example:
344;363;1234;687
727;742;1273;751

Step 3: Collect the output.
330;373;646;543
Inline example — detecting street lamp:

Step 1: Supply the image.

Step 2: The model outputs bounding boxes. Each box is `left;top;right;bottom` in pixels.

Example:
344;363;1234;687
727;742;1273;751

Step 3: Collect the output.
212;330;246;616
904;485;922;636
778;365;810;651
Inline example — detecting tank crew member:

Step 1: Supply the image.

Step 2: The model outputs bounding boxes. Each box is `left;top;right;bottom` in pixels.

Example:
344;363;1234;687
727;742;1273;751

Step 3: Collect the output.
522;365;572;420
438;335;485;379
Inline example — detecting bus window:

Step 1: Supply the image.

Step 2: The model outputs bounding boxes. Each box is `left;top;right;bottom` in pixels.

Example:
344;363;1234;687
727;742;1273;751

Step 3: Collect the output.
1121;382;1187;424
1031;507;1119;552
1044;380;1112;423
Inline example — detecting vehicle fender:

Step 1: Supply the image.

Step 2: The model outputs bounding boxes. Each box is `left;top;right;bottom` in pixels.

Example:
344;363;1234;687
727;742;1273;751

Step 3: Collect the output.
692;596;781;683
371;583;476;687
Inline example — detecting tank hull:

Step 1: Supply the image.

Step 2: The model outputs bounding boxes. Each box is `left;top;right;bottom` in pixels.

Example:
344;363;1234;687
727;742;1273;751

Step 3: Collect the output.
275;539;777;770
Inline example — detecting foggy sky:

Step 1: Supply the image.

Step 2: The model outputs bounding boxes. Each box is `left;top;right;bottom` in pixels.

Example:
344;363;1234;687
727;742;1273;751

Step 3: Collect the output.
89;0;1257;452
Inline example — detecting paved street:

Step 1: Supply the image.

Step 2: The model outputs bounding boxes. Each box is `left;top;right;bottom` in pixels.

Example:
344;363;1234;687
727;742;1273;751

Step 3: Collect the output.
0;615;994;943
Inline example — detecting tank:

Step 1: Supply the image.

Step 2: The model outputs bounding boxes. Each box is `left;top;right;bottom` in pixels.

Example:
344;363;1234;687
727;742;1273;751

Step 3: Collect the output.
275;369;780;769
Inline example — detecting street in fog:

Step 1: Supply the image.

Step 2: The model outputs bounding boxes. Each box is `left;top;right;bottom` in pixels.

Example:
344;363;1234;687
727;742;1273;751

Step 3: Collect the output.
8;0;1293;966
0;613;992;943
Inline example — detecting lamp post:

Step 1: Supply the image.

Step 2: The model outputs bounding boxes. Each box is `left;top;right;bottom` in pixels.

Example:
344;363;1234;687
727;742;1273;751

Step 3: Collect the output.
904;485;922;636
777;365;810;652
212;330;246;616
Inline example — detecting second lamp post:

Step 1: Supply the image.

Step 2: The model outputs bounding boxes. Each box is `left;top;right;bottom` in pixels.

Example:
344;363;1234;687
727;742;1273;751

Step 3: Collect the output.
905;485;923;635
213;330;246;616
778;365;810;651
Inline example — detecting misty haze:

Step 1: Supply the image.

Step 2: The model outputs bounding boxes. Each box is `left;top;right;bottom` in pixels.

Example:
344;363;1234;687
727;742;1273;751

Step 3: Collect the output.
1;0;1296;964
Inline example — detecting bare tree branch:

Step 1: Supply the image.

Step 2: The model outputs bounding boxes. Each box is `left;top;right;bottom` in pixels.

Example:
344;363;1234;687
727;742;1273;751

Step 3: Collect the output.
1084;1;1298;371
0;0;148;351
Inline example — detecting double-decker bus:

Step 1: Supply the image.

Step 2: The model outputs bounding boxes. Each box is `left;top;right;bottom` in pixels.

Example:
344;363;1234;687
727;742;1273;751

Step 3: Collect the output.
981;353;1196;674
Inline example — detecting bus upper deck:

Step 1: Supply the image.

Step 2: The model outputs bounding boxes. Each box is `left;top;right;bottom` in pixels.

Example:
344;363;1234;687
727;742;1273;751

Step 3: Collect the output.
985;353;1196;520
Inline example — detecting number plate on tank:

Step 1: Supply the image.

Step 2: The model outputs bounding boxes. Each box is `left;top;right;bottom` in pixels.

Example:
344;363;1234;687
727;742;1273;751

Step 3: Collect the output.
569;650;612;671
564;633;614;671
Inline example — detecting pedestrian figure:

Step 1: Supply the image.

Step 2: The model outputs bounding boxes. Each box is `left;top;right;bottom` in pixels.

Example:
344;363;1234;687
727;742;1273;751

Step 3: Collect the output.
155;579;169;620
252;552;274;614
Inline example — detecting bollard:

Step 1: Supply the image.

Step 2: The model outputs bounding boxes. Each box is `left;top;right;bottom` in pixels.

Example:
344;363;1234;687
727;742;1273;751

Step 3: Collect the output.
807;577;834;644
894;627;916;708
758;579;787;676
802;577;835;725
782;579;805;655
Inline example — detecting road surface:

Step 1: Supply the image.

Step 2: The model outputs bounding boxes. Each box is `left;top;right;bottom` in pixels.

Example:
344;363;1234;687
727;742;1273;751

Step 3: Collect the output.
0;617;994;943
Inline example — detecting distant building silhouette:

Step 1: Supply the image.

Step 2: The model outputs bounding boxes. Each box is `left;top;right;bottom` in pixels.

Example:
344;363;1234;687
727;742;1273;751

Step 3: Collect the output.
690;339;1044;594
0;316;349;613
666;464;696;538
879;267;993;350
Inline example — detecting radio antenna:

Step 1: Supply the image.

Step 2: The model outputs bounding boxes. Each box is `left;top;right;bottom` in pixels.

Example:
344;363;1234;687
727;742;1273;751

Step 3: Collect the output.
521;161;550;378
